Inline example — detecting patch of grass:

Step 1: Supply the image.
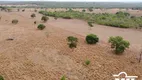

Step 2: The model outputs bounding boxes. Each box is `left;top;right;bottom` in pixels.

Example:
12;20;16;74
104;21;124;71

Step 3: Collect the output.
61;75;66;80
85;60;90;65
0;75;4;80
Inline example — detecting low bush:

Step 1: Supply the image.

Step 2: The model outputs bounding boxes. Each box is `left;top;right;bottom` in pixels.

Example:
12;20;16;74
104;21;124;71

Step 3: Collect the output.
0;75;4;80
88;21;93;27
41;16;49;22
109;36;130;54
12;19;18;24
37;24;46;30
86;34;99;44
67;36;78;50
31;13;36;18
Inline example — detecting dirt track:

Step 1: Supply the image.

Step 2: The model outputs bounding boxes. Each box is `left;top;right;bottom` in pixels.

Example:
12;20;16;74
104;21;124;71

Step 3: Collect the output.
0;11;142;80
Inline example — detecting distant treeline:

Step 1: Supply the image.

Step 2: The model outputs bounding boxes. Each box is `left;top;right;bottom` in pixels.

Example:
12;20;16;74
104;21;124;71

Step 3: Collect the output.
0;1;142;9
39;10;142;28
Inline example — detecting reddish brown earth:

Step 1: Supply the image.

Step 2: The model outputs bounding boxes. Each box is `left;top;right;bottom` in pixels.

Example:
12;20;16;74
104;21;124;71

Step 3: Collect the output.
0;9;142;80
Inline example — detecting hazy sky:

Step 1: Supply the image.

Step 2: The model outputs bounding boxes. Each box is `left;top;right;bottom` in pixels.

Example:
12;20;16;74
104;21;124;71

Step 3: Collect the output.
0;0;141;2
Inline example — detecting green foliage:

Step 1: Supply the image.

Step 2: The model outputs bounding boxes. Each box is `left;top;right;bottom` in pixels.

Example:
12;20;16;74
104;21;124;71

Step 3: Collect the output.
88;21;93;27
37;24;46;30
61;75;66;80
86;34;99;44
39;10;142;28
12;19;18;24
82;9;86;12
31;13;36;18
85;60;90;65
88;7;93;12
0;75;4;80
41;16;49;22
67;36;78;49
109;36;130;54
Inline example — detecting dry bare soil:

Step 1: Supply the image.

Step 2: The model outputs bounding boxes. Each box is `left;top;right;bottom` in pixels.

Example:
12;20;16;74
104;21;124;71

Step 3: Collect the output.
0;9;142;80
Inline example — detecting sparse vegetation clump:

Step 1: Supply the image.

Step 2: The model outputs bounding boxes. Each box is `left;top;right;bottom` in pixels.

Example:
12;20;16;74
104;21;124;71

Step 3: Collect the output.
88;7;93;12
86;34;99;44
67;36;78;51
0;75;4;80
61;75;66;80
31;13;36;18
34;21;37;24
109;36;130;54
88;21;93;27
37;24;46;30
41;16;49;22
12;19;18;24
85;60;90;65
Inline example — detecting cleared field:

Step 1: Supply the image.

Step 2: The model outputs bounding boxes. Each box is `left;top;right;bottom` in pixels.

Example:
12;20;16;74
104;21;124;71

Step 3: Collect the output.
0;10;142;80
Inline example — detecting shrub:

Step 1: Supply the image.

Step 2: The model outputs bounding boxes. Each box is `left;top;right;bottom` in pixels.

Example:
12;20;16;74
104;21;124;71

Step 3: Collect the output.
34;21;36;24
88;21;93;27
86;34;99;44
67;36;78;50
37;24;46;30
85;60;90;65
12;19;18;24
31;13;36;18
109;36;130;54
54;16;58;20
34;9;37;12
82;9;86;12
0;75;4;80
88;7;93;12
41;16;49;22
22;9;25;12
61;75;66;80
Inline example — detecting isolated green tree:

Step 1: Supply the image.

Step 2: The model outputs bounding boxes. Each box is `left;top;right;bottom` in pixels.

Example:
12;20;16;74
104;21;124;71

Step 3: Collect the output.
37;24;46;30
12;19;18;24
109;36;130;54
86;34;99;44
31;13;36;18
41;16;49;22
67;36;78;51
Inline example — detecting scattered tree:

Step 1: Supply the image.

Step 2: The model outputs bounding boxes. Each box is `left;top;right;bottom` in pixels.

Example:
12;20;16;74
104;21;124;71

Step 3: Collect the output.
109;36;130;54
22;9;25;12
88;7;93;12
12;19;18;24
34;9;37;12
34;21;37;24
86;34;99;44
37;24;46;30
31;13;36;18
88;21;94;30
82;9;86;12
67;36;78;51
41;16;49;22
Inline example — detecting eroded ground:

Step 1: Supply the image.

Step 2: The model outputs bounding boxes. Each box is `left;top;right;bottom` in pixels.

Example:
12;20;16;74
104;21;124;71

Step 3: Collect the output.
0;10;142;80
